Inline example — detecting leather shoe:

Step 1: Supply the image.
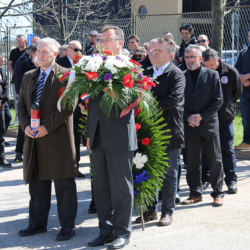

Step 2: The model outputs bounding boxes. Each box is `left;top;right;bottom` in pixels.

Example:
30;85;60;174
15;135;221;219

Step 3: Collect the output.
88;207;97;214
203;181;210;190
182;196;202;205
56;227;75;241
77;171;85;178
88;235;115;247
135;211;158;223
19;225;47;236
214;197;223;206
158;214;173;226
0;159;12;168
228;183;237;194
108;237;130;249
175;193;181;203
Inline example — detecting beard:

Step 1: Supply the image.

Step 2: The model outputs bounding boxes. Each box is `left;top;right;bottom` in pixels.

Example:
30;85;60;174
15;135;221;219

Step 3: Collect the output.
186;62;197;70
89;41;96;46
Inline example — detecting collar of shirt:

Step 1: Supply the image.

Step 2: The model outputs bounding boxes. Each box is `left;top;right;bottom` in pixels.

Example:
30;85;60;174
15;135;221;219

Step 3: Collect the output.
38;64;53;83
67;55;74;67
153;62;170;78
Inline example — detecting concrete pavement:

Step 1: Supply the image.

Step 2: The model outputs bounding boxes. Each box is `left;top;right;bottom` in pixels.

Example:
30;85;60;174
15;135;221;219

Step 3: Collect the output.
1;137;250;250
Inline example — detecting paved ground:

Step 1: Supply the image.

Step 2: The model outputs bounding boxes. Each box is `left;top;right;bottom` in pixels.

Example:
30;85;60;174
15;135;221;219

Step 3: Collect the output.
1;137;250;250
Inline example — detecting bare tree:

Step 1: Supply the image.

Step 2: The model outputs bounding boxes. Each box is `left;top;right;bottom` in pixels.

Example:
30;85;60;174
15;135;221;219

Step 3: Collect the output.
211;0;240;56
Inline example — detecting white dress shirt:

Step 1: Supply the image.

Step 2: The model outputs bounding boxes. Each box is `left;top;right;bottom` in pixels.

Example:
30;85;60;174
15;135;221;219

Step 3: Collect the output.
38;65;53;84
67;55;74;67
153;62;170;78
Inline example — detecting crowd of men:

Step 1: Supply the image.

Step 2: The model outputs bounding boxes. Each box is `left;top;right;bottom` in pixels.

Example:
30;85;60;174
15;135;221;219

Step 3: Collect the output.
0;23;249;249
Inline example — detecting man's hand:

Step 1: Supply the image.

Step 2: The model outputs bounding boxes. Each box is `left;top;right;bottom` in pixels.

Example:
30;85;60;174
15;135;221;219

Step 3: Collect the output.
187;114;202;127
25;125;34;138
79;103;87;115
242;79;250;87
0;100;2;108
33;125;48;138
87;138;92;153
240;73;250;84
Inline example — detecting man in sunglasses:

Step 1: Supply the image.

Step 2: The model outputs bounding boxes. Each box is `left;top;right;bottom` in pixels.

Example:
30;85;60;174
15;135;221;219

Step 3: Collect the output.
197;35;210;49
56;40;85;178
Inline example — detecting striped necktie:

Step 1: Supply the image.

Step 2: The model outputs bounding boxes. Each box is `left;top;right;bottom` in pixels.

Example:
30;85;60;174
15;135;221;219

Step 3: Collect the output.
36;71;46;103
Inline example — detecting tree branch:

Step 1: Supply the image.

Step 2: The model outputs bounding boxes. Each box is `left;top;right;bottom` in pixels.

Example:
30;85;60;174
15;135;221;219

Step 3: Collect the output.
225;0;240;15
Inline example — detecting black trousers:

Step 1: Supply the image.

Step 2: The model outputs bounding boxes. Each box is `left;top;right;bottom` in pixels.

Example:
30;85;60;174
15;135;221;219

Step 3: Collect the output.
185;133;224;198
73;111;82;168
15;124;25;154
92;125;133;237
0;107;5;161
29;174;78;228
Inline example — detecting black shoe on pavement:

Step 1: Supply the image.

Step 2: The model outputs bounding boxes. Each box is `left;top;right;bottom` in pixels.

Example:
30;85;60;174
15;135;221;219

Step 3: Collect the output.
108;237;130;249
203;181;210;190
228;183;237;194
175;193;181;203
56;228;75;241
182;164;187;170
19;225;47;236
77;171;85;178
135;211;158;223
88;235;115;247
88;207;97;214
14;153;23;163
5;141;10;146
0;159;12;168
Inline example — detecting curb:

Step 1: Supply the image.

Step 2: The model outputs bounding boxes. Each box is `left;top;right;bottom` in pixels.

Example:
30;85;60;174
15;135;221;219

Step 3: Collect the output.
5;129;17;138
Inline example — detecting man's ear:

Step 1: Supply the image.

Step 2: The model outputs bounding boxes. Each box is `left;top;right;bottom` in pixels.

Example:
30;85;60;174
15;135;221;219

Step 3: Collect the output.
119;40;124;47
54;51;58;58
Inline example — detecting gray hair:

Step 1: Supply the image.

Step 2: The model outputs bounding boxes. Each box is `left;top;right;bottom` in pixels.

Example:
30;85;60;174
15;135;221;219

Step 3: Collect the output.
202;48;219;62
133;46;147;54
185;44;202;57
101;25;124;43
59;44;68;56
27;44;37;54
37;37;60;53
157;38;176;59
164;32;174;39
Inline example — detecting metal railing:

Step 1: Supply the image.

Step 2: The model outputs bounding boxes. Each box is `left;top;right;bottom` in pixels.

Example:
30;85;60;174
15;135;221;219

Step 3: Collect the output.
132;6;250;66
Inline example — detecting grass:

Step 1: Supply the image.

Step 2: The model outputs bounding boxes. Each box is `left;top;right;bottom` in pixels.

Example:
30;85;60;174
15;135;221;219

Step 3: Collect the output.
7;108;244;146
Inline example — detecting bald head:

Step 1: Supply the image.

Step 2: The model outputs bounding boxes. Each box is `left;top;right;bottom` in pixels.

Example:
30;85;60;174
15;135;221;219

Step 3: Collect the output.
67;40;82;61
198;34;209;48
147;39;158;54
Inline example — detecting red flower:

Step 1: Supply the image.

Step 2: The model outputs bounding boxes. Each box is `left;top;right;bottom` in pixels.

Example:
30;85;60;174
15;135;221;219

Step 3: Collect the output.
122;74;134;88
73;53;82;64
142;137;150;145
102;51;112;56
135;123;141;131
138;76;156;90
131;68;138;73
59;87;66;97
59;71;70;82
129;59;141;67
134;108;141;117
86;72;98;81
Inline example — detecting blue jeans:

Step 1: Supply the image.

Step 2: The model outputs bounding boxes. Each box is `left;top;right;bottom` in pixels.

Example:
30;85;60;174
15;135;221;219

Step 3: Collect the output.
11;83;17;121
240;89;250;144
4;102;12;132
202;121;237;186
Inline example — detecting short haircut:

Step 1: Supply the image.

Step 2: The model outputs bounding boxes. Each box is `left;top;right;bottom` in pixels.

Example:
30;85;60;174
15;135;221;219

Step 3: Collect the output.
27;44;37;54
202;48;219;61
37;37;60;53
199;34;208;40
185;44;202;56
157;38;176;59
179;24;194;35
143;42;149;50
133;46;147;54
164;32;174;39
131;52;144;62
128;34;140;43
17;34;25;39
101;25;124;42
59;44;68;56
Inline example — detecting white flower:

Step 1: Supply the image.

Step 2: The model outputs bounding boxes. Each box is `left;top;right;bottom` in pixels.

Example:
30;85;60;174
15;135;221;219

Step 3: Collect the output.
110;67;118;74
104;59;115;70
92;55;103;64
68;70;76;85
136;163;144;169
141;155;148;164
133;157;141;165
135;153;142;159
85;59;101;72
113;59;126;68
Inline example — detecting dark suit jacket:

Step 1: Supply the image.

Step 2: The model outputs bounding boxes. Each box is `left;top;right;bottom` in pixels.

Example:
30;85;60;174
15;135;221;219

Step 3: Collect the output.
183;66;223;138
144;62;185;150
56;55;72;69
17;63;77;183
86;92;138;152
0;68;9;105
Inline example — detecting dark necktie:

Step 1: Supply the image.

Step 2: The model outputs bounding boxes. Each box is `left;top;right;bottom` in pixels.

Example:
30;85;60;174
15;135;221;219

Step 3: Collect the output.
36;71;46;102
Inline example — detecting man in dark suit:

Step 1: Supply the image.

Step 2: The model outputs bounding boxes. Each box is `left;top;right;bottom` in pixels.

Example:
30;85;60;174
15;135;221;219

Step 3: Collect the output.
17;38;78;240
56;40;85;178
87;25;137;250
181;44;225;206
0;66;11;168
135;38;185;226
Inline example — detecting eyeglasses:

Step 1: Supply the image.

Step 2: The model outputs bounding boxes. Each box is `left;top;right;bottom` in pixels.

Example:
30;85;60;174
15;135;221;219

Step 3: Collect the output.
184;55;200;60
128;41;137;44
69;47;82;52
98;38;120;43
198;39;207;43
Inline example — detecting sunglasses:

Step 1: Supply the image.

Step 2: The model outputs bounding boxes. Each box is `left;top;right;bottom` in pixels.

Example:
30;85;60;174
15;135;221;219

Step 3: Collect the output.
69;46;82;52
198;39;207;43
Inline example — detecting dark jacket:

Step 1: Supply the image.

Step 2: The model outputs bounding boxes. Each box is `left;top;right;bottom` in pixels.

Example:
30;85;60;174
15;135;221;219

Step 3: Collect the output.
56;55;72;69
139;55;153;71
16;58;36;95
235;46;250;90
17;63;77;184
217;60;242;124
177;36;197;71
144;62;186;150
85;45;94;55
0;68;9;105
12;54;29;84
183;66;223;138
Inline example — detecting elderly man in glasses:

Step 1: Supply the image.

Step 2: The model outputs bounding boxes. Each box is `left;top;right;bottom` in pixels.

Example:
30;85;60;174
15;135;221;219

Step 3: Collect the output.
182;44;225;207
